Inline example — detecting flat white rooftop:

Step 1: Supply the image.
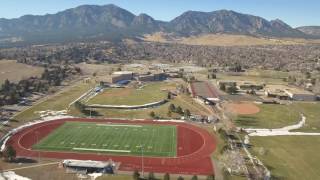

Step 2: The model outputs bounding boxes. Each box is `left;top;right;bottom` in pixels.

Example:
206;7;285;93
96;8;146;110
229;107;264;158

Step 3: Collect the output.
112;71;133;75
63;159;111;168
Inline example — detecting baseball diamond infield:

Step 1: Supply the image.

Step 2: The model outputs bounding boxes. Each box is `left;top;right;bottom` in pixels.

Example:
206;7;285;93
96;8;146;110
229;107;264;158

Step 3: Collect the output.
6;118;217;175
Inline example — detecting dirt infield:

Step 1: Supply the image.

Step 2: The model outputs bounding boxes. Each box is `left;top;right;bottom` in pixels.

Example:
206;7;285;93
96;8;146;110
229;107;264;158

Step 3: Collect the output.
227;102;260;115
6;118;216;175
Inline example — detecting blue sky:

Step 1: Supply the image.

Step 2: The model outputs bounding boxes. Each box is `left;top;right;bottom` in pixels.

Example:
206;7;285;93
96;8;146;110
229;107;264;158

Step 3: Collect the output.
0;0;319;27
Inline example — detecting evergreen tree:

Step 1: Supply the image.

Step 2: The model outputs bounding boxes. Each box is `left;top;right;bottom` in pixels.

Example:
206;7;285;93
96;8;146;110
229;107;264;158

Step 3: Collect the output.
219;84;226;91
206;175;215;180
184;109;191;118
74;101;86;113
149;111;156;118
3;145;16;162
2;79;10;92
226;85;237;94
148;172;155;180
133;170;140;180
176;106;183;115
168;104;176;112
191;175;198;180
164;173;170;180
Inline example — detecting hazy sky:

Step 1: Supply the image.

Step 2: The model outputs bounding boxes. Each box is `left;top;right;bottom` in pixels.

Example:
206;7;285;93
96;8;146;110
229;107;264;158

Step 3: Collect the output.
0;0;319;27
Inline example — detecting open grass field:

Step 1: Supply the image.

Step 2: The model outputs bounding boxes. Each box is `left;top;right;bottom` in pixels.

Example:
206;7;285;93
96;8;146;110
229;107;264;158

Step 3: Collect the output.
250;136;320;180
0;60;44;85
234;102;320;132
290;102;320;132
33;122;177;157
87;82;171;106
234;104;300;129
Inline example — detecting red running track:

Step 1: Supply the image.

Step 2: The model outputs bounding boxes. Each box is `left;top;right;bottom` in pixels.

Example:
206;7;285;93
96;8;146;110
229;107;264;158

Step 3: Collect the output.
6;118;216;175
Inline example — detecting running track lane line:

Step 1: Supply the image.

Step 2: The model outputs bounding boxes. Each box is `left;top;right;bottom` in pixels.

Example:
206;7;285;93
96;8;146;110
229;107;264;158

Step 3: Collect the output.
3;162;59;171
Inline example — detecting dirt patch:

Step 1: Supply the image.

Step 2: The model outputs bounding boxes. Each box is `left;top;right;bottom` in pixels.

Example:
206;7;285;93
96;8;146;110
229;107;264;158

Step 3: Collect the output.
0;60;44;84
227;102;260;115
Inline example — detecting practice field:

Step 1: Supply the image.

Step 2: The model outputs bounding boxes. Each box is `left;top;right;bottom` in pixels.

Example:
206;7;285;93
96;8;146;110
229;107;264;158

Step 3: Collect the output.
87;82;172;106
33;122;177;157
251;136;320;180
234;104;300;129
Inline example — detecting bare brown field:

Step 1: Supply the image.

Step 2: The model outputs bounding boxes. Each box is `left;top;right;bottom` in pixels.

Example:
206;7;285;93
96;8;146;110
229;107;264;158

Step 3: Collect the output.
75;62;114;76
143;33;320;46
0;60;44;84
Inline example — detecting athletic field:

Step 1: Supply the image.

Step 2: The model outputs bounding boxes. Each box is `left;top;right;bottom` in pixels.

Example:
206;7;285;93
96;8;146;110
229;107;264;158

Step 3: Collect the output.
33;122;177;157
87;82;172;106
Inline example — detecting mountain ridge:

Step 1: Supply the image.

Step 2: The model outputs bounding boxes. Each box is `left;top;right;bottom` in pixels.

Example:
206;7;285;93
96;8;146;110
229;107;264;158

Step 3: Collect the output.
0;4;316;46
296;26;320;37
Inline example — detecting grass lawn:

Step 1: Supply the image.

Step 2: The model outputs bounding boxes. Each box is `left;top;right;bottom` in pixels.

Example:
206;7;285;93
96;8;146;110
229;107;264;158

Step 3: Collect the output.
250;136;320;180
290;102;320;132
235;104;300;129
14;81;93;122
87;82;171;106
33;121;177;157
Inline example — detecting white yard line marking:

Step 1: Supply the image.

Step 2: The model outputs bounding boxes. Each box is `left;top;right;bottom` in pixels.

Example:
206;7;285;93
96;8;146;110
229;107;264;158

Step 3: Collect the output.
96;124;142;127
73;148;130;153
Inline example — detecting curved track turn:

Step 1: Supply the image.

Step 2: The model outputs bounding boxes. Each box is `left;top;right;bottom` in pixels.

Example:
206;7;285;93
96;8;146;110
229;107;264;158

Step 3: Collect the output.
7;118;216;175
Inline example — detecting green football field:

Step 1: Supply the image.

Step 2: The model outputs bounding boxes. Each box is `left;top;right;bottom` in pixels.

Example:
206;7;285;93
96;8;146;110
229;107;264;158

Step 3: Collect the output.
33;122;177;157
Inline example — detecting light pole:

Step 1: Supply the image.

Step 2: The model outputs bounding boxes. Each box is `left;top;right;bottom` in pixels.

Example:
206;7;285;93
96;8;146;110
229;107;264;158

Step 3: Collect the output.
141;145;144;177
35;131;40;162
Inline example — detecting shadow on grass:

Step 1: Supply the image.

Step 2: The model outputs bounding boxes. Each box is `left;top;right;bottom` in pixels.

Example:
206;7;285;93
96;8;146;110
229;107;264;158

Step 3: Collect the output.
10;157;38;164
83;110;102;117
9;119;19;123
235;118;259;126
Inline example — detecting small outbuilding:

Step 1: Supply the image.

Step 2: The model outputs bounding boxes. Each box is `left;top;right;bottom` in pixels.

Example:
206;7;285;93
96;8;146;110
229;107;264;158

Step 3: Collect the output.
62;159;117;174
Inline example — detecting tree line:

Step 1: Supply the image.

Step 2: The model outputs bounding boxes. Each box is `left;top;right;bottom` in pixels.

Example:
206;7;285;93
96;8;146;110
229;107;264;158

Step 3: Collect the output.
133;169;215;180
0;66;80;106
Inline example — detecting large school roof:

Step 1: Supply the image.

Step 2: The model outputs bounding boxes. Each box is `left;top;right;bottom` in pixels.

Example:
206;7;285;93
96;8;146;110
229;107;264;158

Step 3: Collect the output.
112;71;133;75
